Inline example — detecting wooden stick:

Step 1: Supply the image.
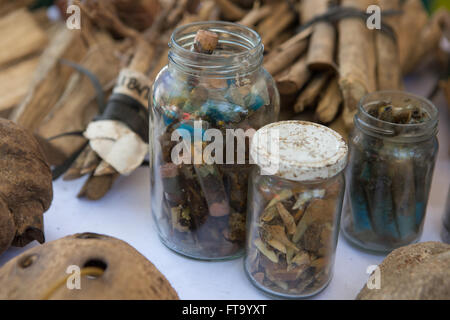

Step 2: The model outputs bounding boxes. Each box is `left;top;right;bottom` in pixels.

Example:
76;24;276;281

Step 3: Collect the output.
275;56;311;95
315;77;342;124
94;161;117;176
214;0;247;21
338;0;377;129
376;0;402;90
294;73;330;113
263;28;312;76
80;147;101;175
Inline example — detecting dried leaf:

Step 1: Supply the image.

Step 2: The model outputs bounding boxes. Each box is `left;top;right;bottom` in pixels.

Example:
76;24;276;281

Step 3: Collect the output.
254;238;278;263
276;202;296;235
260;205;277;222
292;189;325;210
263;225;299;252
267;239;287;254
266;189;293;209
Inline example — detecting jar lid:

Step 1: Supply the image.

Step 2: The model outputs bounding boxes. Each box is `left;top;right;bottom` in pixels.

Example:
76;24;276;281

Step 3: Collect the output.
250;121;348;181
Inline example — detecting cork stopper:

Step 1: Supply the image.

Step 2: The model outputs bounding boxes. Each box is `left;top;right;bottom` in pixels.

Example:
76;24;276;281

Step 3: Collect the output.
250;121;348;181
192;29;219;54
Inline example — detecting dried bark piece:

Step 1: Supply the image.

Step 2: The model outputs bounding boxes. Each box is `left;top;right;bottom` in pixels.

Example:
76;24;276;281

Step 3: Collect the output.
263;28;312;76
214;0;247;21
0;9;47;67
10;27;87;132
338;0;377;129
0;55;39;112
357;242;450;300
293;73;330;113
0;233;179;299
193;30;219;54
275;56;311;95
0;119;53;256
315;77;342;124
402;9;449;74
254;238;278;263
376;0;402;90
302;0;336;71
238;4;272;27
257;1;295;47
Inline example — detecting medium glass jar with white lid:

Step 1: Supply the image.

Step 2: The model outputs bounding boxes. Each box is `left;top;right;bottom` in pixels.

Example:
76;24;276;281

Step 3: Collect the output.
245;120;348;298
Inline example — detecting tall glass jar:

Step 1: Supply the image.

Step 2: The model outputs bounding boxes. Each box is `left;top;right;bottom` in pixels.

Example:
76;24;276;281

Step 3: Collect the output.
342;91;439;252
245;121;348;298
150;22;280;260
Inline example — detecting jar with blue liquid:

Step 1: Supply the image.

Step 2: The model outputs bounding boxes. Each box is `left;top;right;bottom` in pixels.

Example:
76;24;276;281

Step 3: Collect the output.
150;22;280;260
342;91;439;252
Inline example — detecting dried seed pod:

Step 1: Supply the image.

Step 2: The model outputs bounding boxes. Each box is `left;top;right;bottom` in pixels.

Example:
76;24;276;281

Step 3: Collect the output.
0;119;53;256
0;233;179;300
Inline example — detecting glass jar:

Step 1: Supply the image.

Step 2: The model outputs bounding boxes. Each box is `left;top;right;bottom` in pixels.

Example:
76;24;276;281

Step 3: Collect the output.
342;91;439;252
245;121;348;298
150;22;280;260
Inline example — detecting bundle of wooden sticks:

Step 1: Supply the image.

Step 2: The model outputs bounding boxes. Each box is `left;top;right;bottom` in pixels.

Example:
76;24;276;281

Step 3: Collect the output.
0;0;448;199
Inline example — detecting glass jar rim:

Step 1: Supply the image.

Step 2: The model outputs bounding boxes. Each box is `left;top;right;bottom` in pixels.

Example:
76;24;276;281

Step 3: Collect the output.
356;90;439;141
168;21;264;77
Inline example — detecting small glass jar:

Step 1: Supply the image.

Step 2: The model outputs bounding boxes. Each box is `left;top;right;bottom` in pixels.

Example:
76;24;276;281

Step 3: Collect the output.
150;22;280;260
342;91;439;252
245;121;348;298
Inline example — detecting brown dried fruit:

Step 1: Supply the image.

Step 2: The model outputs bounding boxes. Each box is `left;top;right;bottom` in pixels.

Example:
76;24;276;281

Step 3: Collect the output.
0;119;53;256
0;233;179;300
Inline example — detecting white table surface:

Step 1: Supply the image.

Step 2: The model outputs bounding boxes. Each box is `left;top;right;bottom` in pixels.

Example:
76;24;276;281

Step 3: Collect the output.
1;73;449;300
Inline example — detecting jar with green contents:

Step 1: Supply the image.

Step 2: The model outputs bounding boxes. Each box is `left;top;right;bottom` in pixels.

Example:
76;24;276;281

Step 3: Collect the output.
342;91;439;252
150;22;280;260
245;121;348;298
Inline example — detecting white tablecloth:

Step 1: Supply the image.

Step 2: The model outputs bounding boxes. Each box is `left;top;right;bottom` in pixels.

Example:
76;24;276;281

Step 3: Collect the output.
1;73;449;300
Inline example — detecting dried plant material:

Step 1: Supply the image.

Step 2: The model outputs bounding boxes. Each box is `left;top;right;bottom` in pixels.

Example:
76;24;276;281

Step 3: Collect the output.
94;161;118;176
316;77;342;124
238;4;272;27
294;73;330;113
0;9;47;67
275;56;311;95
78;172;120;200
276;202;296;235
214;0;247;21
256;1;296;47
0;55;39;112
0;233;179;299
397;0;429;72
329;112;348;141
266;189;293;208
0;0;34;17
338;0;377;129
302;0;336;71
0;119;53;256
263;225;298;252
402;9;449;74
38;41;121;157
263;28;312;76
10;28;87;131
113;0;161;31
247;174;343;296
376;0;402;90
255;238;278;263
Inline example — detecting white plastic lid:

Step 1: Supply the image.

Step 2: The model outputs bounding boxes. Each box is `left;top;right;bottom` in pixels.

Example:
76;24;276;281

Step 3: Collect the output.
250;121;348;181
